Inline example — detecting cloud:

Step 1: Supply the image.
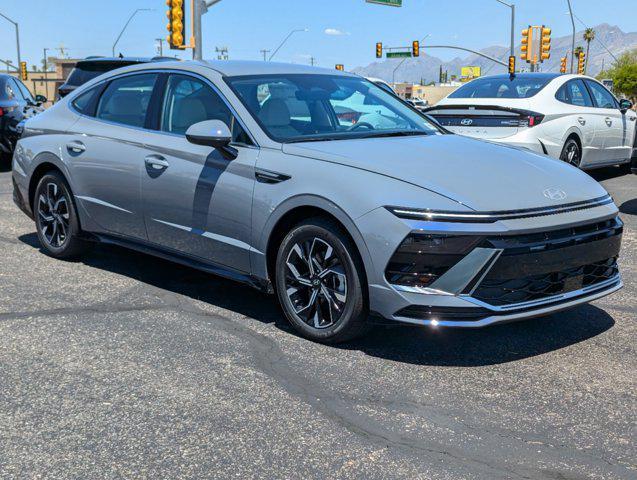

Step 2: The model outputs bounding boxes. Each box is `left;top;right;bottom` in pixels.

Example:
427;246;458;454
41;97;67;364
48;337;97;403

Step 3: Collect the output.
324;28;349;36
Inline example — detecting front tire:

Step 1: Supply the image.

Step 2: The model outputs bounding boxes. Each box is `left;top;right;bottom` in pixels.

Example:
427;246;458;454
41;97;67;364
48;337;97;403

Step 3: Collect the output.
560;137;582;168
34;171;87;259
275;217;369;343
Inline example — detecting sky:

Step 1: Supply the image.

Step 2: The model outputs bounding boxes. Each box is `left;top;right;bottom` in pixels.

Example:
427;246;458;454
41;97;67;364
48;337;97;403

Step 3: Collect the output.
0;0;636;71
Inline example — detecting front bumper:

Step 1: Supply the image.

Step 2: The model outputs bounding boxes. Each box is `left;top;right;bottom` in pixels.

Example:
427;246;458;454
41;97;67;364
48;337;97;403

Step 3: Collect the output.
360;202;623;328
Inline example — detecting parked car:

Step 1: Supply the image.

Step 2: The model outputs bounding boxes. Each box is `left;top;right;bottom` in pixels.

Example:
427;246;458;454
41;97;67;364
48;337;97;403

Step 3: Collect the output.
407;97;429;112
366;77;395;95
0;74;46;163
426;73;637;169
13;61;623;343
57;56;175;99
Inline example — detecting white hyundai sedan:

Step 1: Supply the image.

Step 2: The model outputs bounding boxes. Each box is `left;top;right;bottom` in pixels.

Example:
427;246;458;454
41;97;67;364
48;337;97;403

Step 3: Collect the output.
426;73;637;169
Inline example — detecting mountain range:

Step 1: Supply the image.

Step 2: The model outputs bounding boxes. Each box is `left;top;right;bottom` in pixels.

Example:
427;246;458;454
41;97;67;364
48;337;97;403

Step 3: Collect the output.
352;24;637;84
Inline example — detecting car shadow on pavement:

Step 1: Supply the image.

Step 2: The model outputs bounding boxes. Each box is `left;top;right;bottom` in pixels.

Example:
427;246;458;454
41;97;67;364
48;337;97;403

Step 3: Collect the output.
619;198;637;216
19;232;615;367
588;166;630;182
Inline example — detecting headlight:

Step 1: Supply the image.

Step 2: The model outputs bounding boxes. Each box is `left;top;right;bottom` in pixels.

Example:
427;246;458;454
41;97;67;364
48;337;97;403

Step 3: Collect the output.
385;206;496;223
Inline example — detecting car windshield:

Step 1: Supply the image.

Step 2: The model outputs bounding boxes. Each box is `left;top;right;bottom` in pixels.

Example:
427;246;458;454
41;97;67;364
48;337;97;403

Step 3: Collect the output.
66;61;139;87
449;75;554;99
226;74;440;143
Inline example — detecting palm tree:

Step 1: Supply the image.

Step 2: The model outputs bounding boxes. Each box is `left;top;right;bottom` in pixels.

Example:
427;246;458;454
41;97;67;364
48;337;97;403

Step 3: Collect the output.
574;46;584;73
583;28;596;74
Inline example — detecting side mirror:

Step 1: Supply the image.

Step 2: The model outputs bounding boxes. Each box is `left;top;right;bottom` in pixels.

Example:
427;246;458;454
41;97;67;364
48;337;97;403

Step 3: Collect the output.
34;94;47;105
619;99;633;113
185;119;238;160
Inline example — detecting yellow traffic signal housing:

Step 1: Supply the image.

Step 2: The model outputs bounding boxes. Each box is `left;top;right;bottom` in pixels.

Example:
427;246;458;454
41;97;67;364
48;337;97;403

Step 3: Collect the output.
508;56;516;75
540;26;551;61
520;28;532;62
376;42;383;58
19;61;28;81
166;0;186;49
335;64;345;71
577;51;586;75
412;40;420;57
560;56;567;74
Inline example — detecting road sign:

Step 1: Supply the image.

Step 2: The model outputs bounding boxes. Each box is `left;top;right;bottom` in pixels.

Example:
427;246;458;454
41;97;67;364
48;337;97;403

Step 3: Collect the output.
386;51;411;58
366;0;402;6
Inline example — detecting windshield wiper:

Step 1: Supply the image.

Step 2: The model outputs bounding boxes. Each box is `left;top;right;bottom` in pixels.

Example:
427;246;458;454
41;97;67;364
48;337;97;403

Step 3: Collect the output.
358;130;430;139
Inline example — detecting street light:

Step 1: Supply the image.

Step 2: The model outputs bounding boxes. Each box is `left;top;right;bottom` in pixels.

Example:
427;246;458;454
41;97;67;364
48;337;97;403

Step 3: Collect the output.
495;0;515;60
112;8;152;57
268;28;308;61
566;0;576;73
0;12;21;69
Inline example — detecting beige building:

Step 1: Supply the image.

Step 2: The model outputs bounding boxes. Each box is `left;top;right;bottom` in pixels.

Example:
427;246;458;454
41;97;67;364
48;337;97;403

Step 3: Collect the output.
391;82;459;105
5;57;80;105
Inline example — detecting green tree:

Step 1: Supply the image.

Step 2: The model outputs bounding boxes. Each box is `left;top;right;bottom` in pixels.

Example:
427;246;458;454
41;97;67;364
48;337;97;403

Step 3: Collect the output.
597;48;637;103
583;28;595;74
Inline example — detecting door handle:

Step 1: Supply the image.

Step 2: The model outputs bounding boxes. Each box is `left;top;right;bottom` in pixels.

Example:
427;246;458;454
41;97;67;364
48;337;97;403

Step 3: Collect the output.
144;155;169;170
66;141;86;154
605;117;613;127
577;117;586;126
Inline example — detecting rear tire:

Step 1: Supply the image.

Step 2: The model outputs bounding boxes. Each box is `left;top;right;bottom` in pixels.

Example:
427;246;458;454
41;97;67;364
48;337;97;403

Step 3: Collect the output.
560;137;582;168
275;217;370;343
34;171;88;259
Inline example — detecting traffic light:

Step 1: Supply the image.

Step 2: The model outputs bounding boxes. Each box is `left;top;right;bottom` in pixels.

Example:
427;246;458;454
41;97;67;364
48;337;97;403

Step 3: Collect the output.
560;56;567;74
412;40;420;57
520;27;532;62
508;55;516;75
376;42;383;58
540;26;551;61
19;61;28;81
335;64;345;71
577;51;586;75
166;0;185;49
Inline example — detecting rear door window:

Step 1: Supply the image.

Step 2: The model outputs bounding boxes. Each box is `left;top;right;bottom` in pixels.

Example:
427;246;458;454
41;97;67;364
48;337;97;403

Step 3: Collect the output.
556;80;593;107
96;73;157;128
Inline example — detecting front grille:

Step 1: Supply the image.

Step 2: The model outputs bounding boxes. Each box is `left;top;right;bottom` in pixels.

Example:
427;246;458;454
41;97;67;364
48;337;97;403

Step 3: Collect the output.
473;257;619;306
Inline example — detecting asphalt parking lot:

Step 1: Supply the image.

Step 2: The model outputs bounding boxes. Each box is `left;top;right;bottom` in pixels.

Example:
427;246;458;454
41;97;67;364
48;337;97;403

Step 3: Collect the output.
0;163;635;480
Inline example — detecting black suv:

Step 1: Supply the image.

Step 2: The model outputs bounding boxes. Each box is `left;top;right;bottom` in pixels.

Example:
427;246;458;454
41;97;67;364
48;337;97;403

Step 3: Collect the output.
0;74;46;163
57;56;174;99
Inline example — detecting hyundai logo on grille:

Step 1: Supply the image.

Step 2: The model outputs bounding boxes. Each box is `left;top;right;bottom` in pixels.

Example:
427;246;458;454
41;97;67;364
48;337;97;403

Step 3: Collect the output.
460;118;473;126
543;187;567;201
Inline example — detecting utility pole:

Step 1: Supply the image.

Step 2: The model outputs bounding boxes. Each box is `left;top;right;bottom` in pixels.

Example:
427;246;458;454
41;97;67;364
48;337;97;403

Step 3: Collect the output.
310;56;316;66
260;49;271;61
0;12;21;69
43;48;49;98
194;0;224;61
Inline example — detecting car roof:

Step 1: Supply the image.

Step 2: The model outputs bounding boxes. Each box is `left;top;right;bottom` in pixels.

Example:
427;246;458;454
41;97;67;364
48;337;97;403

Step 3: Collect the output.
75;56;174;66
199;60;355;77
479;72;564;81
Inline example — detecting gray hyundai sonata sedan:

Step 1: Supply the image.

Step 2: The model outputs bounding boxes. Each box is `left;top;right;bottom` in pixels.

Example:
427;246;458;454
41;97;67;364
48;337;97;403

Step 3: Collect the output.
12;60;623;342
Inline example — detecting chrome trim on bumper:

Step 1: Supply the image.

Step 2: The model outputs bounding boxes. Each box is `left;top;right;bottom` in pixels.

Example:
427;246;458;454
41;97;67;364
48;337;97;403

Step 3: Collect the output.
393;274;622;328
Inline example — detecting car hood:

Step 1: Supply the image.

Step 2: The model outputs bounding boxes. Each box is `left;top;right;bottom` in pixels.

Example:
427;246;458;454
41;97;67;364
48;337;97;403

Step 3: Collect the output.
282;134;608;212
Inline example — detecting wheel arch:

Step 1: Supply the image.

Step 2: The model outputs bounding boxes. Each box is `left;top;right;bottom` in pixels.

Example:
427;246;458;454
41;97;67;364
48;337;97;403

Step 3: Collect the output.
259;195;375;288
28;152;71;212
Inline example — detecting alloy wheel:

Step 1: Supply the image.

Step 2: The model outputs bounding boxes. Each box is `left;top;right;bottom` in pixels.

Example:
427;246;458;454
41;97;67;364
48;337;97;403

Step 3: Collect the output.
561;141;580;167
37;182;70;248
284;237;348;329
